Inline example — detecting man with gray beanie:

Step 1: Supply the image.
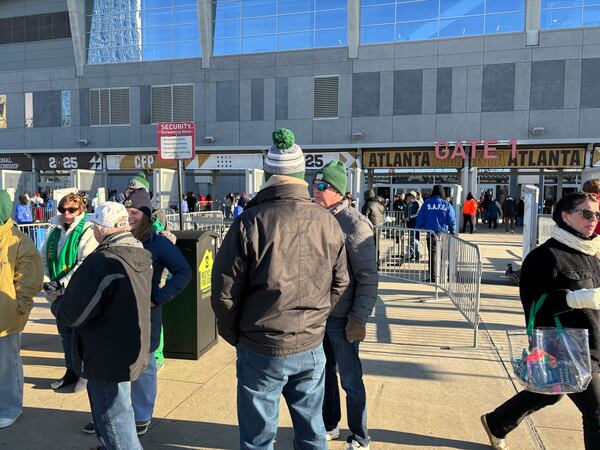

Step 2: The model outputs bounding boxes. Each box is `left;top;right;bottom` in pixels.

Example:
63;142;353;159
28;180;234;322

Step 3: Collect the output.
212;128;350;450
313;161;377;450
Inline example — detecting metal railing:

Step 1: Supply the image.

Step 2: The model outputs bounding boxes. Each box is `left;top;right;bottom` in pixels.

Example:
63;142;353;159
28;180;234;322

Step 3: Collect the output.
537;214;554;246
166;211;227;243
376;226;483;348
375;226;436;286
437;232;482;348
17;223;52;250
383;211;407;227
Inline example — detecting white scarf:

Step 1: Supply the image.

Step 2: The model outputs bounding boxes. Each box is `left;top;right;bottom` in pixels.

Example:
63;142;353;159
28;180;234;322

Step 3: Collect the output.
550;225;600;256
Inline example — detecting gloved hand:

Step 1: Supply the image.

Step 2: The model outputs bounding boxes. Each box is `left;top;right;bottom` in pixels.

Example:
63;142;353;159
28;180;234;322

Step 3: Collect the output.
345;318;367;343
566;288;600;310
43;281;62;303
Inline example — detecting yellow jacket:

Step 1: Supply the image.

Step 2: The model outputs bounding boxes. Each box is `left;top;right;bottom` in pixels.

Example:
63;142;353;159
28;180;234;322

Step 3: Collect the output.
0;219;43;337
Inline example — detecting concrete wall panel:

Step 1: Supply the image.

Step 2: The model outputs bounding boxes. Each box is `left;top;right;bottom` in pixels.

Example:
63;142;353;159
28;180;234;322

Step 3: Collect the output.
353;72;380;117
436;68;452;114
481;64;515;112
216;80;240;122
530;60;565;110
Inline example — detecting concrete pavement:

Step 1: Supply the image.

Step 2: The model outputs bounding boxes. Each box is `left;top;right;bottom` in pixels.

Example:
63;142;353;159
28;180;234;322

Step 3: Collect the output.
0;227;585;449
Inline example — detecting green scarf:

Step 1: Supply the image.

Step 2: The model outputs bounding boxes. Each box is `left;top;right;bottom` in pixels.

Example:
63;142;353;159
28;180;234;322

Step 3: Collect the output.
46;216;87;282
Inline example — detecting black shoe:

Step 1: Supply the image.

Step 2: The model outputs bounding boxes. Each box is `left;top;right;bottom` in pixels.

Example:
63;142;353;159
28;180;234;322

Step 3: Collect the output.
136;421;150;436
83;422;95;434
50;369;78;390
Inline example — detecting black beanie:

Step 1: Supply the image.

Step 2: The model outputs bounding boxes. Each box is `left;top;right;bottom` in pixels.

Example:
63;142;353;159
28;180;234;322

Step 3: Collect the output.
124;189;152;218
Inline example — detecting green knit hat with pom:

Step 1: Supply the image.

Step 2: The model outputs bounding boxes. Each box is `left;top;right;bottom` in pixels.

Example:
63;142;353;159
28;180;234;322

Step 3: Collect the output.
264;128;305;180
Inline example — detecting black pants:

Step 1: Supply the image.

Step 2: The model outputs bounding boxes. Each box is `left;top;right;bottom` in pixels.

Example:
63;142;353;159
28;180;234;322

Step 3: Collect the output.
486;372;600;449
427;234;437;282
488;218;498;229
461;214;474;233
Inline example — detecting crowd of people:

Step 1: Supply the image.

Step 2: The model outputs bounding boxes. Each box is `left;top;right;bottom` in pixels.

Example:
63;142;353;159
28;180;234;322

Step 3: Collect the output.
0;128;599;449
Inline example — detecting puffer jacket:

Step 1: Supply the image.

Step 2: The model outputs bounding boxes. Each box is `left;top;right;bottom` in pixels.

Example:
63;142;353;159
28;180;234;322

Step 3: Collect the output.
329;200;378;324
361;192;385;227
0;219;43;337
212;177;349;357
41;212;97;287
520;231;600;372
51;232;153;383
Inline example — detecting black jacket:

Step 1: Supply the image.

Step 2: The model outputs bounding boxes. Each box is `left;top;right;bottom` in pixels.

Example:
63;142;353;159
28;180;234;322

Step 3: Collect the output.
52;232;153;382
520;236;600;371
211;180;349;357
361;198;385;227
502;198;516;218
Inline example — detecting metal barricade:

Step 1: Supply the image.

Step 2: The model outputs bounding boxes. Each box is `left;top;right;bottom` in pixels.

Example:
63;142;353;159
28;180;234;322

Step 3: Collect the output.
375;226;437;286
376;226;483;348
437;232;482;348
537;214;554;245
17;223;52;251
167;212;227;244
383;211;406;228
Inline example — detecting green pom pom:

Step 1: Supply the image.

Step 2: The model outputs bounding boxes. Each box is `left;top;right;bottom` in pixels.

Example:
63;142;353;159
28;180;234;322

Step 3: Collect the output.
272;128;295;150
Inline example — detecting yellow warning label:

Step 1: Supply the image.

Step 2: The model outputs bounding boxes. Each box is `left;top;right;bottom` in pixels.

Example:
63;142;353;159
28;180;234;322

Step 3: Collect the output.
199;249;214;294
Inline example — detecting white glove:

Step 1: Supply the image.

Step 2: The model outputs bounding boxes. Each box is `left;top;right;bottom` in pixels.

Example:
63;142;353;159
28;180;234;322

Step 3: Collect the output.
566;288;600;310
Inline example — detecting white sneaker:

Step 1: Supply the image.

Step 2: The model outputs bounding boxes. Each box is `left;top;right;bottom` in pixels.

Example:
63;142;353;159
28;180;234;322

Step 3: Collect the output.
0;412;22;429
74;377;88;393
345;439;370;450
326;426;340;441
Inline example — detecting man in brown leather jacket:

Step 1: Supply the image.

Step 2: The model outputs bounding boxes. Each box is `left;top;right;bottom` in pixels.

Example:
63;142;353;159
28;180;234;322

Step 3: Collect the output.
212;129;349;450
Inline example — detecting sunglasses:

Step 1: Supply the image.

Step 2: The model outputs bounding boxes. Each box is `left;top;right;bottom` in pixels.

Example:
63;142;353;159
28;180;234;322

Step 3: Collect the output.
313;182;330;192
58;207;80;214
573;209;600;221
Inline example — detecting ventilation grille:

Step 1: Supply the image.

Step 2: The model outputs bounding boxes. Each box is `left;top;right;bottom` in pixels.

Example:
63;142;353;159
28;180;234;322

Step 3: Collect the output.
173;84;193;122
151;86;172;123
90;88;129;125
110;88;129;125
314;76;339;118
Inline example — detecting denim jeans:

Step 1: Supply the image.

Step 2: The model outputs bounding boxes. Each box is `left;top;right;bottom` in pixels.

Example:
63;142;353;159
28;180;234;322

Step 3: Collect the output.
487;372;600;449
56;318;73;371
0;333;23;420
236;343;327;450
86;380;142;450
322;317;370;447
131;352;157;423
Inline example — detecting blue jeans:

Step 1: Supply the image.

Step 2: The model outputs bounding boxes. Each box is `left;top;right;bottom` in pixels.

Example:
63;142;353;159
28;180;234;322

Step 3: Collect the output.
86;380;142;450
236;344;327;450
57;316;73;371
0;333;23;420
322;317;370;447
131;352;157;423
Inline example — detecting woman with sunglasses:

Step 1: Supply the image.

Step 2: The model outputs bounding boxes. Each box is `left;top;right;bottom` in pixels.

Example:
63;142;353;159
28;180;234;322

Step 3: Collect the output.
482;191;600;450
41;193;98;391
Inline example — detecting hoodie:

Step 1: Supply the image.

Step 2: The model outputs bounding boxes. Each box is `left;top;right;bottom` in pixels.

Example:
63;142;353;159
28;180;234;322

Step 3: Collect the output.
52;232;153;383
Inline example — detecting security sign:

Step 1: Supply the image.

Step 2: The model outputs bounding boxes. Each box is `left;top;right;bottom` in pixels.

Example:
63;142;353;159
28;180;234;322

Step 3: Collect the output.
158;122;195;160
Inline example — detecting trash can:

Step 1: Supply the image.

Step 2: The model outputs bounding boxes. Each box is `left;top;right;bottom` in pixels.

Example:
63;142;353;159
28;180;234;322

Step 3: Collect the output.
163;230;218;360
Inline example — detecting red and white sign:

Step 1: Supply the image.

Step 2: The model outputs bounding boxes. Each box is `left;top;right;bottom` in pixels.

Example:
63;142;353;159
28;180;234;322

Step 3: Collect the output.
157;122;195;160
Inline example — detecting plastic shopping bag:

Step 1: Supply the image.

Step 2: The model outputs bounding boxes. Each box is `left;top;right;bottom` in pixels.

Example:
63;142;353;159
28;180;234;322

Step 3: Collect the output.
507;294;592;394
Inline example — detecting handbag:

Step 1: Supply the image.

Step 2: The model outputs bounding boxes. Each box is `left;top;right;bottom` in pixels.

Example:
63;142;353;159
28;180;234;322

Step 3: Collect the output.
507;294;593;394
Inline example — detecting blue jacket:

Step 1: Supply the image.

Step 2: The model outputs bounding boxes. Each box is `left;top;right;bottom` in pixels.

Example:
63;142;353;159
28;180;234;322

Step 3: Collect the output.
416;195;456;234
15;203;33;224
143;232;192;352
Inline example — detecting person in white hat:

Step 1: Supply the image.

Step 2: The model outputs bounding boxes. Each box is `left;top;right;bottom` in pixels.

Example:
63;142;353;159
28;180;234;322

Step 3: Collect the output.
50;202;152;450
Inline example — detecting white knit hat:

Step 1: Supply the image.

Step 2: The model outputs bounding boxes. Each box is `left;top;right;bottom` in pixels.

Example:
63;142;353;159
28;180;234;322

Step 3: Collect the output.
263;128;305;176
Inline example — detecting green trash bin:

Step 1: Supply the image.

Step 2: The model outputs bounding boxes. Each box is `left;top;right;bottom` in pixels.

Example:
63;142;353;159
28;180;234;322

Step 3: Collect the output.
163;230;218;360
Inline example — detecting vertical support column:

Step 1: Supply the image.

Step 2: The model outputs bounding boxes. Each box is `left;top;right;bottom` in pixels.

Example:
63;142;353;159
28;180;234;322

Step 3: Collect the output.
556;169;563;202
509;169;519;197
526;0;541;46
469;167;478;198
538;172;545;213
348;0;360;59
198;0;213;69
67;0;87;77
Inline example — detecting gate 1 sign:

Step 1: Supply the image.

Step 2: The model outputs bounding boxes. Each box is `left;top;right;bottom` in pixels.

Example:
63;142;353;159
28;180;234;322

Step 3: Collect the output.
158;122;195;160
